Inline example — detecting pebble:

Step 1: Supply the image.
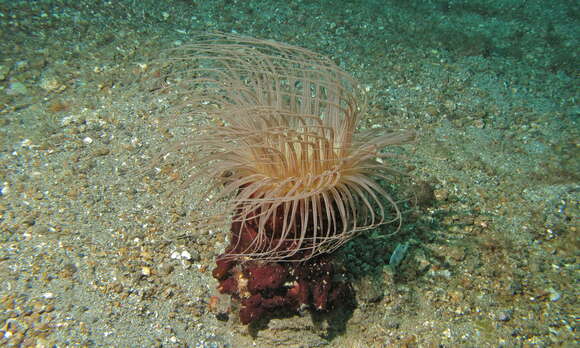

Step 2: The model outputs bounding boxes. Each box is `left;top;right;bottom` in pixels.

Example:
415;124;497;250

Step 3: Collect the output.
91;147;110;157
0;65;9;80
473;119;485;129
507;281;523;295
15;60;28;71
497;310;512;321
158;263;174;276
1;181;9;196
171;249;200;262
7;81;28;95
39;75;64;92
434;189;449;201
355;275;384;303
428;269;452;279
447;247;466;262
20;214;36;226
60;263;78;278
141;266;151;277
548;288;561;302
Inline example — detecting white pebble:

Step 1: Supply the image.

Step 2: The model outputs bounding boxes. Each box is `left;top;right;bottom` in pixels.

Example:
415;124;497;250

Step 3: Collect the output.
0;182;9;196
548;288;561;302
141;266;151;276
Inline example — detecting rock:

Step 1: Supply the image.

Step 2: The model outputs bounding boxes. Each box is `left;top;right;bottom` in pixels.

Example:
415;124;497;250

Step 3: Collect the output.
6;81;28;95
355;275;384;303
0;65;9;80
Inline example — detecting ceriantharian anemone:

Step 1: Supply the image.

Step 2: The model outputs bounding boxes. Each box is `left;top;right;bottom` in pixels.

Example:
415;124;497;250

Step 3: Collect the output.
154;33;415;263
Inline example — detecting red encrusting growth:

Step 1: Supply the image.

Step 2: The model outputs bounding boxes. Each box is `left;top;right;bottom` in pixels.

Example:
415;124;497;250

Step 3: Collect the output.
212;210;353;324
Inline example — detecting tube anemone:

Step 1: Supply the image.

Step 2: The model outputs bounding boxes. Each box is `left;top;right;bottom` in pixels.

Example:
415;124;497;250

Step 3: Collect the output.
157;33;413;261
154;33;414;324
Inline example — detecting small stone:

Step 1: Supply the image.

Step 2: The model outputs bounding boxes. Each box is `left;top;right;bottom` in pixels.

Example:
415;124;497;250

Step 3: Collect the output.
162;288;173;298
447;247;466;262
181;260;191;269
15;60;29;71
497;310;512;321
428;269;451;279
188;249;200;261
7;81;28;96
39;75;63;92
141;266;151;276
33;301;46;313
35;337;53;348
158;263;174;276
434;189;449;201
108;282;123;294
412;181;436;207
507;281;523;295
91;147;110;157
31;224;51;235
414;250;432;273
548;288;561;302
473;119;485;128
60;263;78;279
20;214;36;226
1;182;10;196
0;65;9;80
355;275;384;303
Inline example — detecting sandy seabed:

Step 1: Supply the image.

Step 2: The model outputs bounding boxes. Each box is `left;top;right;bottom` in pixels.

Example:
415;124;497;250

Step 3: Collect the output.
0;1;577;347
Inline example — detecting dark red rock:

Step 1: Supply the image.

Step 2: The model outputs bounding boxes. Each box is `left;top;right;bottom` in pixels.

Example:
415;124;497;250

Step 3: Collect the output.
239;294;264;325
211;205;354;325
213;254;352;324
246;263;288;292
217;276;237;295
212;258;233;280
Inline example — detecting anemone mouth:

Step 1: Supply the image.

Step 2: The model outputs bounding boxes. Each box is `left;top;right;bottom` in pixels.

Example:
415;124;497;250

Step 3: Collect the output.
153;33;415;262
